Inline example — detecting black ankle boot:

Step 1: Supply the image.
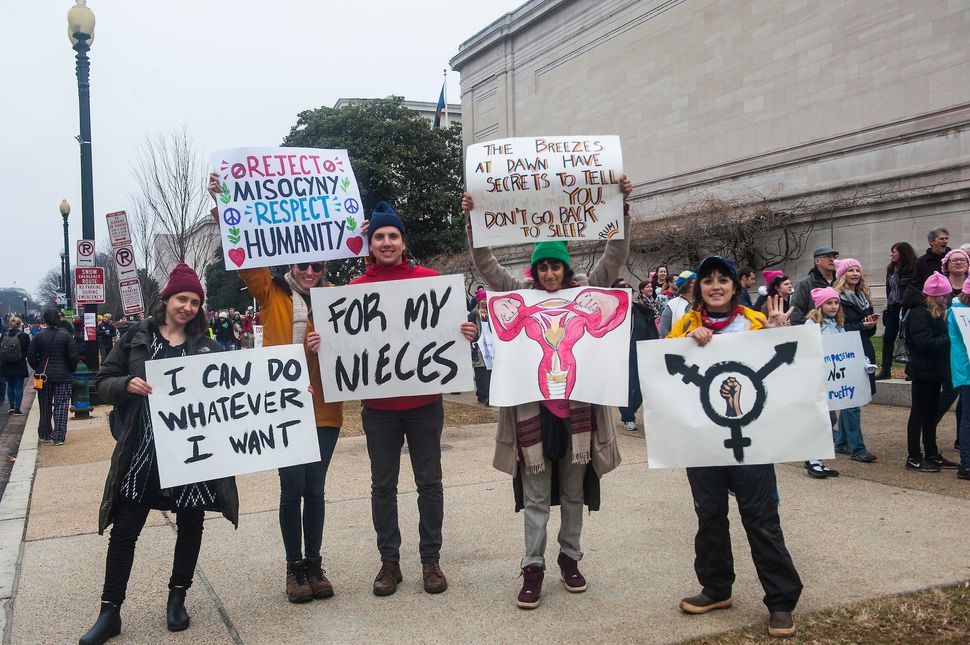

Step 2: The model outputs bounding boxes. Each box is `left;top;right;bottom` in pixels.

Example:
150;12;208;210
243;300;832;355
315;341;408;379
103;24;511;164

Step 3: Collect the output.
166;586;190;632
79;601;121;645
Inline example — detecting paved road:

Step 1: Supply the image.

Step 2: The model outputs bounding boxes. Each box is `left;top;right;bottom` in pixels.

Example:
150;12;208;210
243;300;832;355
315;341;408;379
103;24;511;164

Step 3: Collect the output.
0;386;34;500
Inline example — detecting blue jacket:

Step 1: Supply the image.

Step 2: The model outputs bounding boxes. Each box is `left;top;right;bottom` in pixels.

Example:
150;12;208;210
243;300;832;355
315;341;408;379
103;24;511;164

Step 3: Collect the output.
948;302;970;388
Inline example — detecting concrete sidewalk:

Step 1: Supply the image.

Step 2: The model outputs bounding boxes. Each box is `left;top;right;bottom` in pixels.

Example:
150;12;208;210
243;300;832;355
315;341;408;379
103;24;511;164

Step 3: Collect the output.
5;403;970;644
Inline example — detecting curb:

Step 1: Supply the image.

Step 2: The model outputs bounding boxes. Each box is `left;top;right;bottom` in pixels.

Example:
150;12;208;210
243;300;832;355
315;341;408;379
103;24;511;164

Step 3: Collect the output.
0;394;40;645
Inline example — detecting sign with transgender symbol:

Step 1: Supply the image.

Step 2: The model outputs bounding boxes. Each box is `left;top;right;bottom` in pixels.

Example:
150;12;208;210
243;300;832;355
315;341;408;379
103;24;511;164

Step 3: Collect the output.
211;147;368;270
486;286;631;407
638;324;832;469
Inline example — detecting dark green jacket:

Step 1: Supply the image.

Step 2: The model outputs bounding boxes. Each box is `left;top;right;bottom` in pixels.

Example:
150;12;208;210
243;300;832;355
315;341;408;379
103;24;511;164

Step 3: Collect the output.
94;318;239;534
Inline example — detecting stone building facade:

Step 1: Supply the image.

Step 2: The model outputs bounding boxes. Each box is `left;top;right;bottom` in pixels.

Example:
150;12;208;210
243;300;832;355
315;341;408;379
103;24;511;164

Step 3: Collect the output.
451;0;970;301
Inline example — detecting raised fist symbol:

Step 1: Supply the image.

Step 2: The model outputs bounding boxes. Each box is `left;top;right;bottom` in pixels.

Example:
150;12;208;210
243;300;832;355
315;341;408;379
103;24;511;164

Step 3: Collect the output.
720;377;742;418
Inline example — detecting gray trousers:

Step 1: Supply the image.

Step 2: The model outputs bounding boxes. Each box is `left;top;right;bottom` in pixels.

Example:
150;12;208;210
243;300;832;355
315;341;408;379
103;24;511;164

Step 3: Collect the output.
520;455;586;568
362;400;444;564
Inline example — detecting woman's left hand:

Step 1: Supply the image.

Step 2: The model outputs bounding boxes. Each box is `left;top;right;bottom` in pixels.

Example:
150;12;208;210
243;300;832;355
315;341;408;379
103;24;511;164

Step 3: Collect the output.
460;322;477;342
359;218;369;238
306;331;321;353
619;174;633;200
764;295;794;328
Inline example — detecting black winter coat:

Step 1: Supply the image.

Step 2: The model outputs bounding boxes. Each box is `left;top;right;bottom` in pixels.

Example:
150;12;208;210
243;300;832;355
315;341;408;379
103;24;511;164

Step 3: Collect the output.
840;294;877;395
27;327;79;384
902;289;950;382
912;247;949;289
1;330;31;379
94;319;239;534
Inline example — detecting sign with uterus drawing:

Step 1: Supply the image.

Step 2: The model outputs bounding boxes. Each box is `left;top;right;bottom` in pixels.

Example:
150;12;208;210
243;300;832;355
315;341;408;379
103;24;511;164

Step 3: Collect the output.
486;286;631;407
637;324;833;469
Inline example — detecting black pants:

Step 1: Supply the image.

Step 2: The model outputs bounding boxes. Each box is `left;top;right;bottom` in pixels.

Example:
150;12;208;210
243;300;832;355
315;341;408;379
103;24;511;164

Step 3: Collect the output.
362;399;444;564
686;465;802;612
278;426;339;562
473;366;491;402
619;348;642;423
101;499;204;604
880;306;901;374
908;378;942;459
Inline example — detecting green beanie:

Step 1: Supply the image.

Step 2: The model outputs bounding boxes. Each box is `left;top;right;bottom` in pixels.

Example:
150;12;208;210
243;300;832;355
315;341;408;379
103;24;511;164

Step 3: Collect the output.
531;241;570;268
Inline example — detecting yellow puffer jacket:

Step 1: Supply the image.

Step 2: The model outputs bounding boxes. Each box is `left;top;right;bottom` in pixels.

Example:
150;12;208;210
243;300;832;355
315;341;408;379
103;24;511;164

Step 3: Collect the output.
667;306;767;338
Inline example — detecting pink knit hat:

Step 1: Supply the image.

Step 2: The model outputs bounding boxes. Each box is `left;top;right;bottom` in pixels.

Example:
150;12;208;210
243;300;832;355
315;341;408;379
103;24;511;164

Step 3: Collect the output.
922;272;952;297
835;258;861;280
811;287;840;309
963;278;970;295
942;248;969;272
762;270;784;285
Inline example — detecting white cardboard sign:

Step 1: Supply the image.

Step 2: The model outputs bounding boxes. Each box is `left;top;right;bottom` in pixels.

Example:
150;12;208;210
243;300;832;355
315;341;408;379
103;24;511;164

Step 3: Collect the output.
821;331;872;411
952;308;970;354
212;146;368;270
487;286;631;407
638;325;833;469
310;274;474;402
465;135;624;247
145;344;321;488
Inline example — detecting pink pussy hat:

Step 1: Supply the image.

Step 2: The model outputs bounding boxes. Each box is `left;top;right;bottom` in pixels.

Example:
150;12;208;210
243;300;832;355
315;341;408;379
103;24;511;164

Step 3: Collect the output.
963;278;970;295
811;287;840;309
762;270;784;285
922;272;952;297
835;258;861;280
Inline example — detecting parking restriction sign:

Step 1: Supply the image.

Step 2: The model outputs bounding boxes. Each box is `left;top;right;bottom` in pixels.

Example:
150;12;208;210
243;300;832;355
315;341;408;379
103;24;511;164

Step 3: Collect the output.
113;244;138;280
76;239;95;268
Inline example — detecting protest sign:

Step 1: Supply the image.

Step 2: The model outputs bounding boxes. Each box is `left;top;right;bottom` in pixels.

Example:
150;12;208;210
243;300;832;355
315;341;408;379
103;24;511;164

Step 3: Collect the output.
487;286;630;407
821;331;872;411
638;325;832;469
465;135;624;247
211;147;367;270
477;316;496;370
253;324;264;349
952;308;970;353
310;275;474;402
145;345;320;488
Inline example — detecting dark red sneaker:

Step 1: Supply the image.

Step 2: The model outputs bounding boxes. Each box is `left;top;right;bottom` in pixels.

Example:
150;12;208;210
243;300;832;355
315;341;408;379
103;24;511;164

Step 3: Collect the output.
517;565;544;609
557;553;587;592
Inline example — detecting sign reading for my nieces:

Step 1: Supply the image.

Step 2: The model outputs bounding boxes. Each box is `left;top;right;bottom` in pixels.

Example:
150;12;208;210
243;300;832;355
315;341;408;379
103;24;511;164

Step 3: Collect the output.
465;136;624;248
145;345;320;488
310;274;475;402
212;146;368;270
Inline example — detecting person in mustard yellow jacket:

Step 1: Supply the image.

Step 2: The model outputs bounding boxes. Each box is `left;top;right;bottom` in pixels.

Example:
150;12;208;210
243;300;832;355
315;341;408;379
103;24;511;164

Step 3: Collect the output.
208;173;362;604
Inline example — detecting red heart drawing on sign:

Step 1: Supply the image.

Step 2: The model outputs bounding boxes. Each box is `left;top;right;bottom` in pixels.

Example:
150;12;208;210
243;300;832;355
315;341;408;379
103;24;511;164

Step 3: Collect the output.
346;236;363;255
228;248;246;267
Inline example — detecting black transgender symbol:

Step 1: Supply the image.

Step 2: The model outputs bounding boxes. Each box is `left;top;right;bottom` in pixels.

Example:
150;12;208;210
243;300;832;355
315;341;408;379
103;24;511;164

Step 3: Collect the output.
664;341;797;462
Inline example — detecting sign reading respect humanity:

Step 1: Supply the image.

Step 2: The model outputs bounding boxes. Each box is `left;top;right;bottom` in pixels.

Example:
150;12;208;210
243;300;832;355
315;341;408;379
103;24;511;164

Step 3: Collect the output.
465;135;624;247
211;147;368;270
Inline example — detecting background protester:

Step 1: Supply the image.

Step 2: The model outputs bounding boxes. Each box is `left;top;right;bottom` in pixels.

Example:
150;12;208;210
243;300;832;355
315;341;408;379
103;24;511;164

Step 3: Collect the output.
27;309;78;445
1;316;31;416
938;247;968;449
97;314;117;362
469;297;492;405
879;242;917;379
659;271;696;338
81;263;238;645
757;274;793;315
947;281;970;480
668;256;801;639
341;200;477;598
942;248;968;299
651;265;673;307
912;227;951;289
613;276;659;432
902;272;959;472
802;287;845;477
738;266;756;308
463;176;631;610
790;246;839;324
212;312;235;352
834;258;878;399
209;173;342;605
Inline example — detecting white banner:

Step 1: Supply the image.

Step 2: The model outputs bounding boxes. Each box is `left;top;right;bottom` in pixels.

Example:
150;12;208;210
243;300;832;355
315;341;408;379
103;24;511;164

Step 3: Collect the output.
638;325;833;469
487;286;631;407
212;146;368;270
465;135;624;247
952;308;970;354
821;330;872;411
310;274;474;402
145;345;320;488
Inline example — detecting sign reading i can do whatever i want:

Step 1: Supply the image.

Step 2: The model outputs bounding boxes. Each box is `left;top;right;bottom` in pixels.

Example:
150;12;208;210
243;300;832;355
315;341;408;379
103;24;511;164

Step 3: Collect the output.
310;275;474;402
145;344;320;488
211;147;368;270
465;136;624;247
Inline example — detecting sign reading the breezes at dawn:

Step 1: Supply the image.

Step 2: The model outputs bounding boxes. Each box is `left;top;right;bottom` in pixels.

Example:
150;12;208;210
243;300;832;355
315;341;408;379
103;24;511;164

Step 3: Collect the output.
211;147;368;270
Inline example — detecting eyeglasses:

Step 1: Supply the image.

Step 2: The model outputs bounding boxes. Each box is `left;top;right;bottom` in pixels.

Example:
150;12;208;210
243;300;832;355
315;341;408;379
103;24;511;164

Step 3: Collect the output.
296;262;325;273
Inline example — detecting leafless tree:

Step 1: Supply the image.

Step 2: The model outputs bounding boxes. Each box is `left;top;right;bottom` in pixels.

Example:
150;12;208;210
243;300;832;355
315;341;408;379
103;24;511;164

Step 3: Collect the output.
36;268;64;307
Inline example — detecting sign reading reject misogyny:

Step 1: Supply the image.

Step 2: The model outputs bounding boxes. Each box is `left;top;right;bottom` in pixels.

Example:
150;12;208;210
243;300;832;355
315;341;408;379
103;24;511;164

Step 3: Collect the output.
211;146;368;270
310;274;474;402
145;345;320;488
465;135;624;247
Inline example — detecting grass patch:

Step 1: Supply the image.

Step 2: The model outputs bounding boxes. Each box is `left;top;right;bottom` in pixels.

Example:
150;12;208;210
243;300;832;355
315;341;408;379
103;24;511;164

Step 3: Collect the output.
339;399;498;437
684;581;970;644
870;336;907;379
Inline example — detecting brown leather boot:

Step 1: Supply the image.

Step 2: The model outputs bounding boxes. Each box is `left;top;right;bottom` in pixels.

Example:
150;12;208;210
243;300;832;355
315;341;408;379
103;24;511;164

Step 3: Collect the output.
305;556;334;599
422;562;448;594
373;560;402;597
517;565;544;609
286;560;313;603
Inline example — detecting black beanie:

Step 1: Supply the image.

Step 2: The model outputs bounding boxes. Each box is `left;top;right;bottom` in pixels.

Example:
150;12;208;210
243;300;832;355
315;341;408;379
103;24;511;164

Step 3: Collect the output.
368;201;406;243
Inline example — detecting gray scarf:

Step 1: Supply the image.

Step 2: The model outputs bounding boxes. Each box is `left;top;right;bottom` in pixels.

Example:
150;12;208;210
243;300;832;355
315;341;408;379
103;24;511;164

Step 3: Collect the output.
841;288;870;312
284;272;311;345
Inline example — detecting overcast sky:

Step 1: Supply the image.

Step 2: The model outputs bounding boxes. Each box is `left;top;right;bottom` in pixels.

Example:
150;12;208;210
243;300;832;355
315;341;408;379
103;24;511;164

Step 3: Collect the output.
0;0;523;296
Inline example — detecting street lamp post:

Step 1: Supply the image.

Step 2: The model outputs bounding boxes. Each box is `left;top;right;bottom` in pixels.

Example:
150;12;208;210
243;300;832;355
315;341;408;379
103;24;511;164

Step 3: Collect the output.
22;297;27;319
59;199;72;310
67;0;98;374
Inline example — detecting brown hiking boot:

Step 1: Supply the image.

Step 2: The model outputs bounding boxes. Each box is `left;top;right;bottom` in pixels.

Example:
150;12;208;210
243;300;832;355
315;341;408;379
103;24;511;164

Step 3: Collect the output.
768;610;796;637
305;556;334;599
680;591;732;614
286;560;313;603
373;560;402;597
517;565;544;609
422;562;448;594
557;553;587;592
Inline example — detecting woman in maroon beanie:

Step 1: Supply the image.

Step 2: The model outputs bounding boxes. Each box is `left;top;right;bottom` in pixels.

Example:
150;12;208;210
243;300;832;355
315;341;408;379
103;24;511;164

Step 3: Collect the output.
80;263;238;645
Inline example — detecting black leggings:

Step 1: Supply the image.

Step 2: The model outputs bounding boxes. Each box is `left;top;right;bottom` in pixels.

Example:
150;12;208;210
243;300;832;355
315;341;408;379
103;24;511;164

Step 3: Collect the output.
101;499;204;604
907;378;941;459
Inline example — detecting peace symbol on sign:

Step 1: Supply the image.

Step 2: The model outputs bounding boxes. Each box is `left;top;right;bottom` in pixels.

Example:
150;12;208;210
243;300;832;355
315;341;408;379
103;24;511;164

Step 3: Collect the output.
344;198;359;214
223;208;242;226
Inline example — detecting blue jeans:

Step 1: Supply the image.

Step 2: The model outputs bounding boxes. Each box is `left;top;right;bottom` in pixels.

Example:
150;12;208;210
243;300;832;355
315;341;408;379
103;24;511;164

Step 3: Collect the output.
958;386;970;470
6;378;24;412
278;426;339;561
833;407;868;457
